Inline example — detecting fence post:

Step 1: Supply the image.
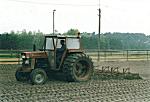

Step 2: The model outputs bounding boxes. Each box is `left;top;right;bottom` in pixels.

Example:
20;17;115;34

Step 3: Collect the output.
147;50;148;61
122;50;124;61
97;49;100;62
127;50;128;61
104;50;106;61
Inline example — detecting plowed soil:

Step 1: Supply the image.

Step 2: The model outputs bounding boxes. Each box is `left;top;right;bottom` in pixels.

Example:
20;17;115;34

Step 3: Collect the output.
0;64;150;102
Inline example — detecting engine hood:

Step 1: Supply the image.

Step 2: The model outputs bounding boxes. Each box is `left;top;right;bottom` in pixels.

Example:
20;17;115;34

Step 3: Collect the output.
22;51;48;58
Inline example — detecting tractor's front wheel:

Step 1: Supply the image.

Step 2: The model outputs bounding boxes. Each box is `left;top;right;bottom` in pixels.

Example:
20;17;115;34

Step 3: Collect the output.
30;68;48;85
63;53;94;82
15;70;29;81
15;70;22;81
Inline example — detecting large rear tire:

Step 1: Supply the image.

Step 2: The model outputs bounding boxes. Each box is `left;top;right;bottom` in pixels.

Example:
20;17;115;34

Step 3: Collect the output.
30;68;47;85
63;53;94;82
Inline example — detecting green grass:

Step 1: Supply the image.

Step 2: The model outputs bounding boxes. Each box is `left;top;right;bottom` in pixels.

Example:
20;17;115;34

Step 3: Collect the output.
0;54;19;58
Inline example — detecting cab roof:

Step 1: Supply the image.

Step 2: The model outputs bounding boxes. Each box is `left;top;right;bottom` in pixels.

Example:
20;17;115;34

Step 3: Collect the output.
45;34;80;39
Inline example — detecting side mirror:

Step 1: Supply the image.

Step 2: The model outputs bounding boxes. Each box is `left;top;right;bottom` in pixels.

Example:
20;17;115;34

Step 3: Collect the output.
33;44;36;51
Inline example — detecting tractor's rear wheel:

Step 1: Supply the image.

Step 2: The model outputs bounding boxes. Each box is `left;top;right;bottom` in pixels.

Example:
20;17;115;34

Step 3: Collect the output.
30;68;48;85
63;53;94;82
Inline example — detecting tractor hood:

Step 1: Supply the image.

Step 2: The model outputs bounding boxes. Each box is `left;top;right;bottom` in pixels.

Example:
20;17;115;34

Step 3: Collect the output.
21;51;48;58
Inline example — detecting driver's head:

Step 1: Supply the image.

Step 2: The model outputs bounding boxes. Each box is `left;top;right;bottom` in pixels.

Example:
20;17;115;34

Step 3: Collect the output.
60;40;65;45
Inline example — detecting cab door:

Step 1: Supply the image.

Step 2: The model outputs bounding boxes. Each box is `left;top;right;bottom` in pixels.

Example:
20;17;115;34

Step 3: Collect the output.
45;37;57;70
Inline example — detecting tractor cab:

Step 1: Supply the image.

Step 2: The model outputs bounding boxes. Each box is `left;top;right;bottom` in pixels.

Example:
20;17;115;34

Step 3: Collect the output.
44;35;82;70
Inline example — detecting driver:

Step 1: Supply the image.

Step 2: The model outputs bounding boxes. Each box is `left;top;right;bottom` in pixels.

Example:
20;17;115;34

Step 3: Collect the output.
56;40;66;66
57;40;66;53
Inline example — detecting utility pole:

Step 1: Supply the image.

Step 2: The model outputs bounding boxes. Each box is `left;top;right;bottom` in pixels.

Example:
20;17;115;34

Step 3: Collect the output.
98;8;101;61
53;9;56;35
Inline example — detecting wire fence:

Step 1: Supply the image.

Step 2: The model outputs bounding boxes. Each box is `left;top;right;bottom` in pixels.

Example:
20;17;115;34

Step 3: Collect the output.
0;49;150;64
85;49;150;62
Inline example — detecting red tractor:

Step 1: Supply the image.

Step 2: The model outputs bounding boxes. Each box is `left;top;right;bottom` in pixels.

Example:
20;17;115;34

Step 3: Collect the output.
15;34;94;84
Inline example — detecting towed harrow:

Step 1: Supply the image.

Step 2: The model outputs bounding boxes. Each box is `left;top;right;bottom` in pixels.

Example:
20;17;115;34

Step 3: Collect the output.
93;66;142;80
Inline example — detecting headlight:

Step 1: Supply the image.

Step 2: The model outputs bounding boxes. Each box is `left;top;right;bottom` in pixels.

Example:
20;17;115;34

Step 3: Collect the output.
22;55;25;58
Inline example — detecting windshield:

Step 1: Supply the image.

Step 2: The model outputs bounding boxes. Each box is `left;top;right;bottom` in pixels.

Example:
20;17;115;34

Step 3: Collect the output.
45;38;56;50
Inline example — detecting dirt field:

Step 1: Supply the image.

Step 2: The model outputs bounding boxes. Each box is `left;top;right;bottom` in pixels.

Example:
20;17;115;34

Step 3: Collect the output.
0;62;150;102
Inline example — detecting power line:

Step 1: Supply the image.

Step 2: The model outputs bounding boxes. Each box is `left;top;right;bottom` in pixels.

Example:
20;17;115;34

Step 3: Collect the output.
6;0;99;7
5;0;141;12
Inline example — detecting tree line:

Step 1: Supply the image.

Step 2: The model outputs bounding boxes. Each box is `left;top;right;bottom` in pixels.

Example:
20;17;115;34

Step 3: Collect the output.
1;29;150;50
0;30;44;50
81;32;150;50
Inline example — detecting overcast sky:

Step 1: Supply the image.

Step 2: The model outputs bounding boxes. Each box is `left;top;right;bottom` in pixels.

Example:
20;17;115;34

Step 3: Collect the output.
0;0;150;35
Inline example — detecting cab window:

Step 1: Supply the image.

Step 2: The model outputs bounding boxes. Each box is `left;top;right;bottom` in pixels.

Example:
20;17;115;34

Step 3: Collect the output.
66;38;80;49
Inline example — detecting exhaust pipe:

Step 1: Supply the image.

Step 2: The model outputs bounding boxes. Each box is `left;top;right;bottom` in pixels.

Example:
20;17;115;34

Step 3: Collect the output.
33;44;36;51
